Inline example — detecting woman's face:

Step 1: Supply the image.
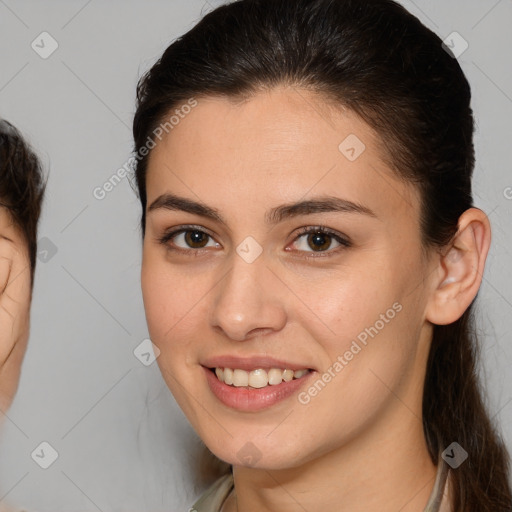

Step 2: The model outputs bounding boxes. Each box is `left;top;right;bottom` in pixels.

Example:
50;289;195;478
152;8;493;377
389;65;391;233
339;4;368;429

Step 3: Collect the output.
141;86;437;469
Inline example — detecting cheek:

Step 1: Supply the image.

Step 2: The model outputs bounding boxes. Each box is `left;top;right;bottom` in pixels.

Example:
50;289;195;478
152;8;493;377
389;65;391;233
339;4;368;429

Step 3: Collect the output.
140;253;212;353
140;257;203;406
141;252;178;342
289;265;397;348
292;266;415;392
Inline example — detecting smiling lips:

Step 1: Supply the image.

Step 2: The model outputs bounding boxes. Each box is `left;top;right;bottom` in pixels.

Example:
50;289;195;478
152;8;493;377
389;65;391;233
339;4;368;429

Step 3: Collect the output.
203;363;315;411
201;355;315;410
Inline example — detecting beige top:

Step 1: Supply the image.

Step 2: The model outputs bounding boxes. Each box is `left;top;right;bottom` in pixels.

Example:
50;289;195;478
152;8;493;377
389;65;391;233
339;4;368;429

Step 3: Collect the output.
191;458;452;512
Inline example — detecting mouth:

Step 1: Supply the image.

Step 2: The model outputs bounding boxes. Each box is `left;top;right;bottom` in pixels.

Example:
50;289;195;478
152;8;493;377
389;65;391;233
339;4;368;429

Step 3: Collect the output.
202;360;317;411
206;366;314;389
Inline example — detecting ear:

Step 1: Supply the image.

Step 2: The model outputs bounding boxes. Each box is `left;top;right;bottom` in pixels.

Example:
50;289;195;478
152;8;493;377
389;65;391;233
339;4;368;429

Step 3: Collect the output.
0;238;11;296
425;207;491;326
0;233;31;412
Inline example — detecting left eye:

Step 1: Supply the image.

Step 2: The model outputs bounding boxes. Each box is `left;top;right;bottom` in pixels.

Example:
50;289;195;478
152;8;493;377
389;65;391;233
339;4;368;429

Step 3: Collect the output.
291;227;351;254
158;226;351;256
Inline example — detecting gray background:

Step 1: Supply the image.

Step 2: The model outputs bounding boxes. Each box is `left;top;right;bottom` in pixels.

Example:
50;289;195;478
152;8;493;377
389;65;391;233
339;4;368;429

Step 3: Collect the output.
0;0;511;510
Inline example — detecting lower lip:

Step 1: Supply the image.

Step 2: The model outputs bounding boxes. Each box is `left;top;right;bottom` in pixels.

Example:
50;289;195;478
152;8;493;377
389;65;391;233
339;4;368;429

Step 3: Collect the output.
203;366;315;412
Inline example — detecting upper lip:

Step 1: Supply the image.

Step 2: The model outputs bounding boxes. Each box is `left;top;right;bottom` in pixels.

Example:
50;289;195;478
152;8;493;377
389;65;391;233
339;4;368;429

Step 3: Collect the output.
202;355;315;372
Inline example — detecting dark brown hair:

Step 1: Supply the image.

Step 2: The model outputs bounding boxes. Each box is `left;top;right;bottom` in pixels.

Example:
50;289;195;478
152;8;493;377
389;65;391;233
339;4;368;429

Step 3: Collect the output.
0;119;46;285
132;0;512;509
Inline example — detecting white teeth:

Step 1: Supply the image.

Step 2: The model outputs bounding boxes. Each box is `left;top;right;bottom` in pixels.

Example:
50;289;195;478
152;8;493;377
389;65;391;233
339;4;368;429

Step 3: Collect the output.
249;369;268;388
213;367;311;388
282;369;294;382
267;368;283;385
232;369;249;387
224;368;233;385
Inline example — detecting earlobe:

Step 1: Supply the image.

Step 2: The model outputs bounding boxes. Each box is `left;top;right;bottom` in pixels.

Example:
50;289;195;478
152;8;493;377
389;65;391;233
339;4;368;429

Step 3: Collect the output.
426;207;491;326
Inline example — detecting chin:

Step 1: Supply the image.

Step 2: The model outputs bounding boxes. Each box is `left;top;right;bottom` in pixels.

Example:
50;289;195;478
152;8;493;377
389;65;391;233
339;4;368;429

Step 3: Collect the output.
202;433;312;471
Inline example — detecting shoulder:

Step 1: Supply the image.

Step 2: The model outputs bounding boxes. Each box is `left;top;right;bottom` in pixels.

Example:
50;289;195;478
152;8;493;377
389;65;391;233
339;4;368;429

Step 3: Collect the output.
190;472;234;512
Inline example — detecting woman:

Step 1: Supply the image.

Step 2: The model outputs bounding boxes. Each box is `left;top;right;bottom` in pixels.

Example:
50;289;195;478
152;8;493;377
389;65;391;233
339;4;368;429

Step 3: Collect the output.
0;119;45;413
131;0;512;510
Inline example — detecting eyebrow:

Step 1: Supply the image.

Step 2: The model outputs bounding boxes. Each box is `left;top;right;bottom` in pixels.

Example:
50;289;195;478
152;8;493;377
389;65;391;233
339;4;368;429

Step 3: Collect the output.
147;193;377;225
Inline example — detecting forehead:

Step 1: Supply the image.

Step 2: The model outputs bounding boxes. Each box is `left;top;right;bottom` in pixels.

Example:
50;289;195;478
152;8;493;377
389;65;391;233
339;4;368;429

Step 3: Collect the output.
145;86;419;224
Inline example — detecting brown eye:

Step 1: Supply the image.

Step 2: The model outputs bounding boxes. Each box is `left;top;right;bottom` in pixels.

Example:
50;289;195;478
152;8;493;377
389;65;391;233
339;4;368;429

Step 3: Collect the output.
292;226;351;257
306;232;332;251
158;226;219;252
184;230;210;248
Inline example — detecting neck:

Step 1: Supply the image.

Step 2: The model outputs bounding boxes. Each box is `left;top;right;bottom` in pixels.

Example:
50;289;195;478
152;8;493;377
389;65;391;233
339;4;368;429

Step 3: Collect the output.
224;404;437;512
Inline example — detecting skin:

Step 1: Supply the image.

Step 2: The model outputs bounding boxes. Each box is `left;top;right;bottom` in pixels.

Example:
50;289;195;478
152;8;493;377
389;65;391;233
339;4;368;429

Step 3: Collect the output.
0;207;31;414
141;85;491;512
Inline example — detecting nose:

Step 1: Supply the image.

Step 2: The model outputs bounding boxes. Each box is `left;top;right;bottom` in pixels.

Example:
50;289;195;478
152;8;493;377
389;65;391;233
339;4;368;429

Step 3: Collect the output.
209;253;287;342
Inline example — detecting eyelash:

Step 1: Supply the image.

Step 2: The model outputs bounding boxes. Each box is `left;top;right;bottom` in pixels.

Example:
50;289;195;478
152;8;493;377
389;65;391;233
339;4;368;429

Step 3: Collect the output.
156;224;352;259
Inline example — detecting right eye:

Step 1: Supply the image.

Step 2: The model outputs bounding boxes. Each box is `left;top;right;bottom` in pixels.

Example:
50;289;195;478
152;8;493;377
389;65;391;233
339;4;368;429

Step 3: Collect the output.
157;226;221;254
